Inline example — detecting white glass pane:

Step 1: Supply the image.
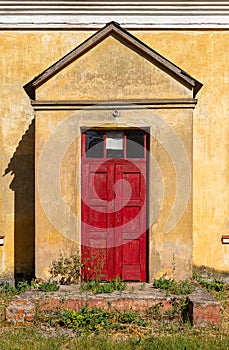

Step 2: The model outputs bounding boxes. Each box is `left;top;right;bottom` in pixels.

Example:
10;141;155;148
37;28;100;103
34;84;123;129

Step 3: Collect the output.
106;131;124;150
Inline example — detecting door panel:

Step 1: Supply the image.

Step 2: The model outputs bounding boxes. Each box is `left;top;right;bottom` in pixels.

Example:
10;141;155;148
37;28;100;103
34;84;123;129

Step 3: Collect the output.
122;265;141;281
81;163;114;280
118;163;146;281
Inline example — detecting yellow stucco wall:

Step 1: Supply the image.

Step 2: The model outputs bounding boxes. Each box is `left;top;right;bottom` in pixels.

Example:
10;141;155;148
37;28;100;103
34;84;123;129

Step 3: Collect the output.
35;107;193;281
0;29;229;280
36;35;191;101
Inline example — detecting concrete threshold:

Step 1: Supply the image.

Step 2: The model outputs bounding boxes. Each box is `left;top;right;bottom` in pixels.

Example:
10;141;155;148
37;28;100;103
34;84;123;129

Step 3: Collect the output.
6;283;220;327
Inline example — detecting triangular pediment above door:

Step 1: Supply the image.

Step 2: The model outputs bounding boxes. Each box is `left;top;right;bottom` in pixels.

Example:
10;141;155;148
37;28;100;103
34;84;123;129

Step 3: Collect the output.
24;22;202;101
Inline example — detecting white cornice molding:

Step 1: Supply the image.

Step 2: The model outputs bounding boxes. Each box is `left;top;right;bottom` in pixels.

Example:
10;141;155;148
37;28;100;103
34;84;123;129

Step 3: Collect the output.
0;1;229;29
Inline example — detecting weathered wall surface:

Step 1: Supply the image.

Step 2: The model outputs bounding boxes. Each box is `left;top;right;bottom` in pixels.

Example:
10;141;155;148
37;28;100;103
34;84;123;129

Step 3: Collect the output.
0;31;91;281
0;30;229;281
36;35;191;101
35;107;193;280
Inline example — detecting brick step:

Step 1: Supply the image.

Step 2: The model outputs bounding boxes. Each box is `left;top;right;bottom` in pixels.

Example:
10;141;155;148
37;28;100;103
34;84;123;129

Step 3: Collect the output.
5;284;220;327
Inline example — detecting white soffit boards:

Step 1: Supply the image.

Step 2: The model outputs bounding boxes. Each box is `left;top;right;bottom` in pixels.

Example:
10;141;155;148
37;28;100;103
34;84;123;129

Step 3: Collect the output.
0;1;229;28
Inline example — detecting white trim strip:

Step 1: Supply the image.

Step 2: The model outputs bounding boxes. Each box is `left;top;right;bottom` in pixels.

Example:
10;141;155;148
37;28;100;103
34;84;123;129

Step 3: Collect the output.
0;1;229;28
0;16;229;28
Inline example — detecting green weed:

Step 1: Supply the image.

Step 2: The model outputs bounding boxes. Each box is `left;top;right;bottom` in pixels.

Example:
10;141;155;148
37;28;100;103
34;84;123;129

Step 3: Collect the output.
153;274;194;295
193;272;229;303
80;276;126;294
0;280;31;300
37;280;60;292
60;305;147;334
139;282;146;291
49;251;81;285
193;273;228;292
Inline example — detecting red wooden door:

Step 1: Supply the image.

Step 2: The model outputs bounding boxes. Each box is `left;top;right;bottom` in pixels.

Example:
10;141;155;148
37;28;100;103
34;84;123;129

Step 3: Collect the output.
81;130;147;281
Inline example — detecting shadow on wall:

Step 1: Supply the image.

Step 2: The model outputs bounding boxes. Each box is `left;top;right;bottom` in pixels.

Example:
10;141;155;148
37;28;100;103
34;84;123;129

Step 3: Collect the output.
4;119;35;283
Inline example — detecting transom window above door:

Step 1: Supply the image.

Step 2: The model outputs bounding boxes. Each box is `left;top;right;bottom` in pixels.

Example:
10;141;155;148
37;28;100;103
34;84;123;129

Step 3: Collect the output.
82;129;147;159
